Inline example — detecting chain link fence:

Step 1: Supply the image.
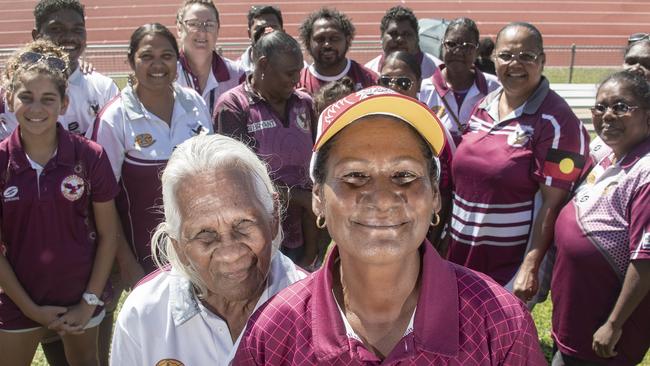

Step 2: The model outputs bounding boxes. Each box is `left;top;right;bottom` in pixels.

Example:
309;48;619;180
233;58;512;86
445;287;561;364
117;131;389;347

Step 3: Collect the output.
0;41;626;82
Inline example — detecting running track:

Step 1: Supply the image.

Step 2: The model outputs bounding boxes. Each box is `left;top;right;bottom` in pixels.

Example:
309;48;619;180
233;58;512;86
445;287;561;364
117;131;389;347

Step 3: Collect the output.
1;0;649;67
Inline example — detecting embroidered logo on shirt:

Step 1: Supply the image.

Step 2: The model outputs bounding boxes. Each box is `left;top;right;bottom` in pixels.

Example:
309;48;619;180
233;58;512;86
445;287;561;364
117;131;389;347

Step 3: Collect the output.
295;111;310;132
3;186;19;201
60;175;85;201
89;101;100;116
507;124;534;147
135;133;156;148
156;359;184;366
248;119;276;133
67;121;80;133
190;123;207;136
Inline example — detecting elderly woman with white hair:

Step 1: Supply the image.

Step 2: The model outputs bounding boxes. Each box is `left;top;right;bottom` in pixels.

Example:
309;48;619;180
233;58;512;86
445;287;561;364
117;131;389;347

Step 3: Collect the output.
109;134;306;366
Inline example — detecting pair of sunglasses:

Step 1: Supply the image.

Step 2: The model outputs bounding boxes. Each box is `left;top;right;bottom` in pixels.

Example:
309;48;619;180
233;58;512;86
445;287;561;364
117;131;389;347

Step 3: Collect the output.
378;76;414;91
628;32;649;45
495;51;541;64
19;51;67;72
590;102;640;117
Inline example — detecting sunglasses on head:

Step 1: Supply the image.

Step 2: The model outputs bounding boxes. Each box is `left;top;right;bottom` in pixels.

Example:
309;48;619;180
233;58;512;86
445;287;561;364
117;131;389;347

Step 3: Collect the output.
496;50;541;64
19;51;67;72
590;102;639;117
378;76;414;91
628;32;650;45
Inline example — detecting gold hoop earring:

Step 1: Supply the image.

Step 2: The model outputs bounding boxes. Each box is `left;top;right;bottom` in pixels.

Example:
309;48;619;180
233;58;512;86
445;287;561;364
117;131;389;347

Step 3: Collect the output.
430;213;440;227
316;215;326;229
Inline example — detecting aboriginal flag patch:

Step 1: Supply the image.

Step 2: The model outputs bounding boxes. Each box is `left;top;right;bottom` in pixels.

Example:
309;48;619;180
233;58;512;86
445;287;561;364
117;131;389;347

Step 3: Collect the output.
543;149;585;182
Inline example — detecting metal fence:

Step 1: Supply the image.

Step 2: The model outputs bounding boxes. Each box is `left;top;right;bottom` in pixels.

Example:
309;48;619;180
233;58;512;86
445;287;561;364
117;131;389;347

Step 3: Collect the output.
0;41;626;81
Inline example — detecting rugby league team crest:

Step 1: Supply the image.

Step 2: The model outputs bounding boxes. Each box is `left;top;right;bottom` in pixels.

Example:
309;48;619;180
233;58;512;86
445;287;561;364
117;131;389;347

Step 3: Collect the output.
61;175;85;201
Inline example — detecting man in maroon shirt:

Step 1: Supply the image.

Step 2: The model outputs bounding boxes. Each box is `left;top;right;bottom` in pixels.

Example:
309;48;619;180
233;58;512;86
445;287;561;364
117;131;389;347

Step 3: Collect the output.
297;8;377;95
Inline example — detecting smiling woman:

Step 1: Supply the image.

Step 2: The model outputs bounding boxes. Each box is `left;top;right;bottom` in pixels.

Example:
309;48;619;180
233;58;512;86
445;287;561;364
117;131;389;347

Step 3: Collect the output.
86;23;213;275
232;87;548;365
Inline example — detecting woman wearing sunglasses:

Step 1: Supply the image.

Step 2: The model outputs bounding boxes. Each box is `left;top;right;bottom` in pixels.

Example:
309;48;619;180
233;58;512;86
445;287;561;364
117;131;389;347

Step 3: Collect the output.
419;18;500;144
379;51;456;247
550;71;650;365
446;22;590;306
0;40;120;365
175;0;244;114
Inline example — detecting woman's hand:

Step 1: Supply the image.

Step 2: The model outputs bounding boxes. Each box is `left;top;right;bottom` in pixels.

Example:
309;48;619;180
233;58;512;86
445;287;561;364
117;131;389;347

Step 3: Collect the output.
592;321;622;358
79;59;95;75
512;260;539;302
48;302;96;335
25;305;68;328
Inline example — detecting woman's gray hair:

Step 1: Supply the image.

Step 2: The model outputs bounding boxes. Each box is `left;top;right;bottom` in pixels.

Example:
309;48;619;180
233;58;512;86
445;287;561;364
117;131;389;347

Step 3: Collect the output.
151;134;282;295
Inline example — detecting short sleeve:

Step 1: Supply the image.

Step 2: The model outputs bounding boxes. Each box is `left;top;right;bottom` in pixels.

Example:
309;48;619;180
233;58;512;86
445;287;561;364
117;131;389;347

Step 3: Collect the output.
89;146;119;203
214;92;251;146
629;182;650;260
531;105;589;191
88;101;127;181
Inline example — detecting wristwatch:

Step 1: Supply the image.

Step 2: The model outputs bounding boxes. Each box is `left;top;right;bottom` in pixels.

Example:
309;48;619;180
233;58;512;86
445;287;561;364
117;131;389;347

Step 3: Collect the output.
82;292;104;306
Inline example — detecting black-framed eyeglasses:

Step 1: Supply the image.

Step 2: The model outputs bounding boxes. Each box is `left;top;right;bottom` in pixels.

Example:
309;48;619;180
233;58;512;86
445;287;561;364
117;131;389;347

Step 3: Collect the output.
183;19;218;31
496;51;541;64
443;40;478;52
590;102;640;117
378;76;414;91
628;32;650;45
19;51;67;72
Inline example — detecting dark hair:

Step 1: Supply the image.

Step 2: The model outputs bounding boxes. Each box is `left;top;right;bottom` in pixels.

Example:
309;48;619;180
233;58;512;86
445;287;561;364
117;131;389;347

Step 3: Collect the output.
127;23;179;66
444;17;480;45
382;51;422;81
34;0;85;32
252;29;302;64
247;5;283;30
299;8;355;50
600;70;650;110
478;37;495;58
313;77;355;116
4;39;69;99
312;115;437;184
624;39;650;57
379;6;418;35
496;22;544;52
176;0;219;26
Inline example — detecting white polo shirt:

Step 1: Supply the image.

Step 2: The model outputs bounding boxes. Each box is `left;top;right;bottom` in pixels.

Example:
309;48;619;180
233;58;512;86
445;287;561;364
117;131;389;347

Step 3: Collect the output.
365;51;442;80
110;251;307;366
0;68;118;139
87;83;213;180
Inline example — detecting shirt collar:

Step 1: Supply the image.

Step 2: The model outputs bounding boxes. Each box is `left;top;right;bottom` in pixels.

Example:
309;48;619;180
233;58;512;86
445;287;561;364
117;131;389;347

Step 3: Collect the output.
479;76;549;113
169;251;298;327
311;242;460;361
620;137;650;169
242;76;306;106
67;66;82;86
122;84;196;121
179;51;231;85
431;64;490;98
7;123;76;174
308;59;351;82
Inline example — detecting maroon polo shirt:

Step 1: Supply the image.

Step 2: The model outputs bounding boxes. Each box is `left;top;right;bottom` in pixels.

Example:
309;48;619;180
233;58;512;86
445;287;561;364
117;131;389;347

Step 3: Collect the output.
214;80;316;249
298;59;377;96
0;124;118;329
233;242;547;365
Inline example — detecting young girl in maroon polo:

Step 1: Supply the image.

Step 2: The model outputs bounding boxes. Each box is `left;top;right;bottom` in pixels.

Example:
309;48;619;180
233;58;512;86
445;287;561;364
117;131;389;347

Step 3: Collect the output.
0;40;119;365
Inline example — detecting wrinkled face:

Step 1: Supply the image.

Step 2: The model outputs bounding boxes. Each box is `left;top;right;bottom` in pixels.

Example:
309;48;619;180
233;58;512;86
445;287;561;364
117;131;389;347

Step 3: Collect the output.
309;18;350;68
379;58;420;99
495;26;545;98
593;80;650;157
178;3;219;54
259;51;303;100
313;116;439;264
174;168;277;302
131;34;178;92
623;42;650;82
249;14;282;42
35;9;86;68
382;20;419;55
7;72;68;138
442;26;478;71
